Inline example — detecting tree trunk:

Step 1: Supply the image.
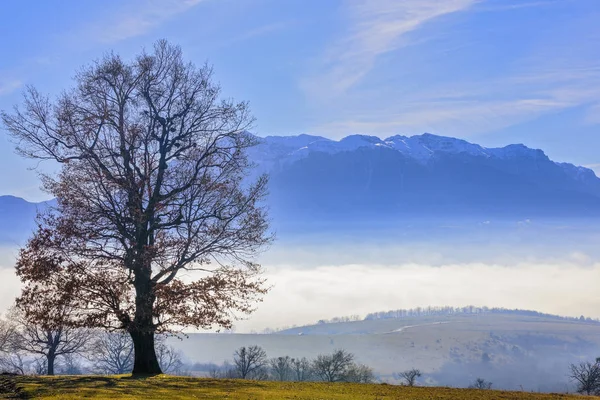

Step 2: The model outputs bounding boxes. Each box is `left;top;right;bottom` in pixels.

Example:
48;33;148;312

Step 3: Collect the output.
47;352;55;376
130;267;162;375
130;328;162;375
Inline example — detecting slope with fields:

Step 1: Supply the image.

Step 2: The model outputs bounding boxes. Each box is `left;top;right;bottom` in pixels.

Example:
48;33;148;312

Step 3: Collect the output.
173;313;600;392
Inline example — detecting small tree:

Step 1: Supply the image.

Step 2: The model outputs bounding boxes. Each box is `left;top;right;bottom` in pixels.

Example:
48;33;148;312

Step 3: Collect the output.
209;361;237;379
312;349;354;382
269;356;293;381
469;377;493;389
89;332;134;375
0;317;15;353
395;368;421;386
292;357;312;382
233;346;268;379
345;363;375;383
57;353;85;375
9;307;89;375
155;338;184;375
569;358;600;395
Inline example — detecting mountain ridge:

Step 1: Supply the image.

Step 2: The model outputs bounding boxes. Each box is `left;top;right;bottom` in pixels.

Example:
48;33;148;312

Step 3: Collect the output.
253;132;596;179
2;133;600;242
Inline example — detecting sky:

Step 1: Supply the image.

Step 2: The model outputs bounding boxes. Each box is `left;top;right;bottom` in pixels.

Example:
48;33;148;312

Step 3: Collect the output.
1;0;599;201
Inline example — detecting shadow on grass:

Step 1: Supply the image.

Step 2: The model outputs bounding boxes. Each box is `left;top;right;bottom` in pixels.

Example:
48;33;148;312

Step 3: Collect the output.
20;375;269;396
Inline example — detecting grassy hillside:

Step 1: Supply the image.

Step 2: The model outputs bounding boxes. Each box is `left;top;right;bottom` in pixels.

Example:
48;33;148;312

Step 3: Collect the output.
175;314;600;391
0;375;596;400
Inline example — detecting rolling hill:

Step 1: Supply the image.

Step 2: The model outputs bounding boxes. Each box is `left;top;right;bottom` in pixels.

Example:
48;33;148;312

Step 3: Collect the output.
173;310;600;392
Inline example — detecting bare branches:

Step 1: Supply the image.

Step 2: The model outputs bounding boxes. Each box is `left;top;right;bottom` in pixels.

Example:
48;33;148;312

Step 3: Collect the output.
3;40;271;375
312;350;355;383
395;368;422;386
8;307;90;375
233;346;268;379
88;332;134;375
569;359;600;395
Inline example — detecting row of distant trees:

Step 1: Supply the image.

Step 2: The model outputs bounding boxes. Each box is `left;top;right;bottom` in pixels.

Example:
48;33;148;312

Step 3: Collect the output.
206;346;375;383
362;306;599;324
0;311;183;376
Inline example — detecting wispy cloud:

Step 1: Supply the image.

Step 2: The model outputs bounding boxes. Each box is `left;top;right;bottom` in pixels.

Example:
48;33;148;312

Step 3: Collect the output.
477;0;561;12
216;21;293;48
236;256;600;332
0;78;22;97
302;0;600;140
302;0;477;99
86;0;205;44
311;63;600;138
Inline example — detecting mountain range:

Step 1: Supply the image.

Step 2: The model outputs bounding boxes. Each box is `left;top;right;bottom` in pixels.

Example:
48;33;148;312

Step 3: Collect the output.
2;133;600;243
249;133;600;229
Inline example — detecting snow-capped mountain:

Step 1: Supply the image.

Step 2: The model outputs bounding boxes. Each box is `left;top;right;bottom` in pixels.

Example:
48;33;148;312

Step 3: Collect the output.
252;132;585;172
248;133;600;226
2;133;600;242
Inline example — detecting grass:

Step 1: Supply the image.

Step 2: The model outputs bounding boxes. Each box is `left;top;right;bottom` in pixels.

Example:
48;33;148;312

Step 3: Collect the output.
0;375;596;400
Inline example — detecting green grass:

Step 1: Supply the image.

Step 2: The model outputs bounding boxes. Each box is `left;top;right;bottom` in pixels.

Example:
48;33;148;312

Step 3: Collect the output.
1;375;596;400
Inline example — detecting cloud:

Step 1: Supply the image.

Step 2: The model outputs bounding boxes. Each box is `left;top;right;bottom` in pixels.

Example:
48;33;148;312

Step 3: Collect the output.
297;0;600;140
302;0;477;99
85;0;205;44
233;260;600;332
215;21;293;49
0;79;22;96
309;60;600;139
583;102;600;125
477;0;561;12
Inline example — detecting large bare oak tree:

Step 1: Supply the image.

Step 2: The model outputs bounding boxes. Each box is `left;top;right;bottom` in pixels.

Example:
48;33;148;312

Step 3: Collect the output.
1;40;271;375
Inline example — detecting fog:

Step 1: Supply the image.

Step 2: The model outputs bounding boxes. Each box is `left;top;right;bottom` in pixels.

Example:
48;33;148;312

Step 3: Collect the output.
237;251;600;332
2;231;598;333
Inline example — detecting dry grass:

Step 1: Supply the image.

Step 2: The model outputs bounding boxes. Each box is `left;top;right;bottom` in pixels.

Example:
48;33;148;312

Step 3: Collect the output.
0;375;596;400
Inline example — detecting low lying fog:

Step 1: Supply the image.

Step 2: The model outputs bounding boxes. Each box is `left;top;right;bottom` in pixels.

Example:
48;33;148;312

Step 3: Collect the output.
1;233;598;333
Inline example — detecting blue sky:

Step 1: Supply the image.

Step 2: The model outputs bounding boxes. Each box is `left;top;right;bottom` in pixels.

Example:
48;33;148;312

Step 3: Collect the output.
1;0;599;201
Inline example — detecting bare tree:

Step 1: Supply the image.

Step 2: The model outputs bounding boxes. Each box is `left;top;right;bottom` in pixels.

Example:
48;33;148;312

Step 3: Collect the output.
395;368;422;386
209;361;237;379
233;346;268;379
57;353;85;375
0;318;15;353
2;40;271;375
569;359;600;396
9;307;89;375
269;356;293;381
0;352;27;375
345;363;375;383
312;349;355;382
89;332;134;375
155;338;184;375
469;377;493;390
292;357;312;382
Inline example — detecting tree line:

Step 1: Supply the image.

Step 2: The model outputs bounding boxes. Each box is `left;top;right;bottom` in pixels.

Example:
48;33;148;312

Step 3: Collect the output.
204;346;375;383
0;311;184;376
364;306;599;324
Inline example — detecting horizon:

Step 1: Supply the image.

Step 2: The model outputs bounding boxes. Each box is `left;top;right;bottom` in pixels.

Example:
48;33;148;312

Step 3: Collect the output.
1;2;600;390
2;0;600;201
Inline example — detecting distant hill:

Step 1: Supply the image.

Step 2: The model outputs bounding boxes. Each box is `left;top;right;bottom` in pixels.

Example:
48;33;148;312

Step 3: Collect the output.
0;196;52;245
248;133;600;230
174;311;600;392
276;306;600;335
